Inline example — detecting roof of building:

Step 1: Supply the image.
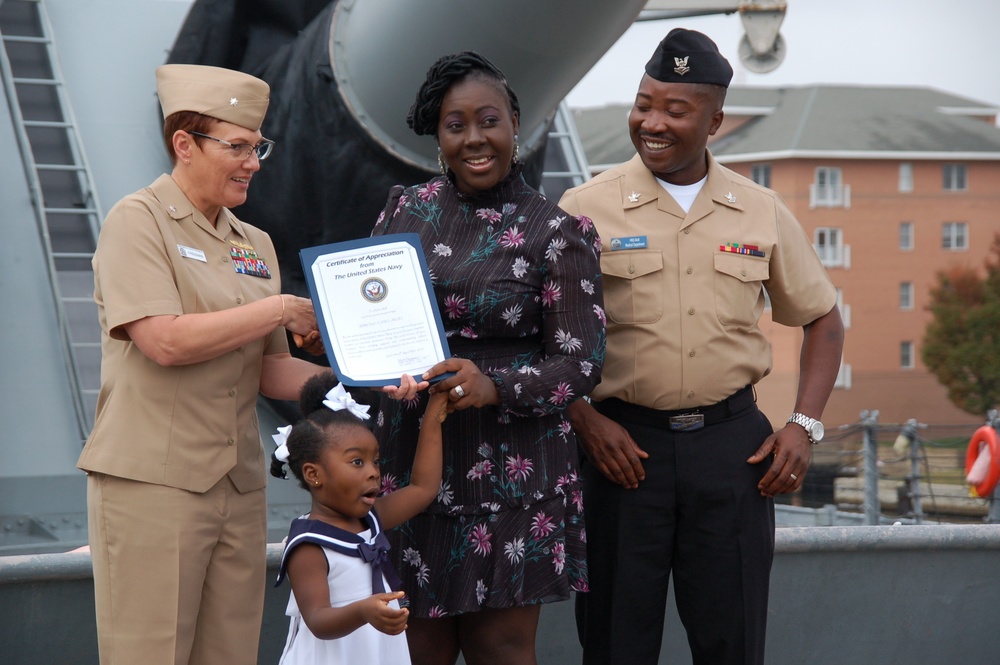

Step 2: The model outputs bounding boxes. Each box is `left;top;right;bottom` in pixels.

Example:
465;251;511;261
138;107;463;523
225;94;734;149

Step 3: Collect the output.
572;85;1000;170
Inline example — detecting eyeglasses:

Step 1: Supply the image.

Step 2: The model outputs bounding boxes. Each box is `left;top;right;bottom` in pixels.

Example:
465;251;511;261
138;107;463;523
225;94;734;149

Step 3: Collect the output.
189;131;275;161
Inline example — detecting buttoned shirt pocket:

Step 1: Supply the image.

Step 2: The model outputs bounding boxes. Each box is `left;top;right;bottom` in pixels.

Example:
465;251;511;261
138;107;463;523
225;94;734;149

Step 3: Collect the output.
601;250;664;324
713;252;769;329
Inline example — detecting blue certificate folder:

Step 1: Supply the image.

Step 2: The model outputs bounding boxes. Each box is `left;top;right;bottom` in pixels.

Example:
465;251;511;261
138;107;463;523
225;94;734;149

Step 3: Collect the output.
300;233;453;387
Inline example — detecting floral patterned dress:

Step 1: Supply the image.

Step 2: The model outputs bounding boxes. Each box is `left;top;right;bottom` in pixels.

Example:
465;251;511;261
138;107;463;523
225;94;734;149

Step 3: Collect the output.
370;166;606;617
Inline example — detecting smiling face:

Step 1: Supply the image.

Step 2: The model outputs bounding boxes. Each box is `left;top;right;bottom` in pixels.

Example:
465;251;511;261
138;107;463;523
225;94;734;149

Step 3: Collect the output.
173;119;264;220
437;75;520;195
302;425;382;529
628;75;725;185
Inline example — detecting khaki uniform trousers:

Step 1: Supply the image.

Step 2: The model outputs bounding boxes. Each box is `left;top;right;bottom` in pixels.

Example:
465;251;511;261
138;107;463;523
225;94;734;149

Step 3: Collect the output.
88;472;267;665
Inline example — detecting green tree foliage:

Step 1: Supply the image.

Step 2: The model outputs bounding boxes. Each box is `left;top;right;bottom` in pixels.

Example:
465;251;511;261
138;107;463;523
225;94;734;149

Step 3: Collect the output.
922;235;1000;416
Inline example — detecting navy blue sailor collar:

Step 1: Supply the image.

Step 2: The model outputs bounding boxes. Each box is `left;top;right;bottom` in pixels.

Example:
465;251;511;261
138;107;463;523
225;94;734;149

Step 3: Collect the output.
274;511;402;595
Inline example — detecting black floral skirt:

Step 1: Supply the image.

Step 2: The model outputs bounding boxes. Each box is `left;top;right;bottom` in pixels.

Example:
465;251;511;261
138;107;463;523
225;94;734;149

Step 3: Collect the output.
388;485;588;618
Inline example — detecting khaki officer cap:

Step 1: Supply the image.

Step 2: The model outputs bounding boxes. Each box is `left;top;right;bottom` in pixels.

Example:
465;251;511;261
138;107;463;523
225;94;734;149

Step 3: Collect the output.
155;64;270;131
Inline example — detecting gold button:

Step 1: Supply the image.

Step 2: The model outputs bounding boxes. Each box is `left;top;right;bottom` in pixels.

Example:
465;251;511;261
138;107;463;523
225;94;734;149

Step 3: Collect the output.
236;297;243;304
227;438;235;446
688;308;695;315
686;267;693;274
223;256;230;263
683;229;690;234
741;269;748;277
689;350;696;357
628;266;635;274
228;389;236;397
687;390;695;399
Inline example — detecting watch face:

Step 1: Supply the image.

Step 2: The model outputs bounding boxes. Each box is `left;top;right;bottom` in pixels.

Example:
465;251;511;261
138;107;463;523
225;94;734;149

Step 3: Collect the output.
810;421;825;441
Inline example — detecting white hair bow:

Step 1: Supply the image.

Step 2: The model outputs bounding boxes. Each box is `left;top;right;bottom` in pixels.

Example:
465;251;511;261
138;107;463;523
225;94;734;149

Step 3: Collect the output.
324;383;371;420
272;425;292;462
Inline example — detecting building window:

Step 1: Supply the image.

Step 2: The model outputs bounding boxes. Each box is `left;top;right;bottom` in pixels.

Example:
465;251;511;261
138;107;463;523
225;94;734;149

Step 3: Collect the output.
899;162;913;193
943;163;967;191
900;282;913;310
836;288;851;329
814;227;844;266
899;222;913;250
751;163;771;188
901;341;914;369
835;361;852;389
837;288;851;330
942;222;968;250
810;167;850;207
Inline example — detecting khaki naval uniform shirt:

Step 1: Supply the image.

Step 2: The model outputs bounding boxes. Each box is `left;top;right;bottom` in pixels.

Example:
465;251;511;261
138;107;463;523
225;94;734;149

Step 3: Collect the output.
559;153;837;412
78;174;287;493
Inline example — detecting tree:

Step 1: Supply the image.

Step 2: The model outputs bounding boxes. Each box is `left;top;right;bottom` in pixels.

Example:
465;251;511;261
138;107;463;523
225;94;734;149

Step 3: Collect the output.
922;235;1000;416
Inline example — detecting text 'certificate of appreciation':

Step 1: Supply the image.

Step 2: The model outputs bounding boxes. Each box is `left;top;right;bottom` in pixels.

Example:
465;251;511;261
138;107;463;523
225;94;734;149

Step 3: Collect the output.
300;234;451;387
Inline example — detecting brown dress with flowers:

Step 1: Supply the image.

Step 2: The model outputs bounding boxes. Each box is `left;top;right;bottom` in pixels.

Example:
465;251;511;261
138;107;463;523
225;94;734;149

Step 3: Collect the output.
370;167;606;617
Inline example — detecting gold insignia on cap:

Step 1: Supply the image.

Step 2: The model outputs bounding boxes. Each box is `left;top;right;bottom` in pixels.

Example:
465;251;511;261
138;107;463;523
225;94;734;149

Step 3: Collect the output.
628;191;641;203
725;192;737;203
673;56;690;76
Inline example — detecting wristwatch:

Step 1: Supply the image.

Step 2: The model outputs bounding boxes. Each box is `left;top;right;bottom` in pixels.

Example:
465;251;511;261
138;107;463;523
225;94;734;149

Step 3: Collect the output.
787;413;825;444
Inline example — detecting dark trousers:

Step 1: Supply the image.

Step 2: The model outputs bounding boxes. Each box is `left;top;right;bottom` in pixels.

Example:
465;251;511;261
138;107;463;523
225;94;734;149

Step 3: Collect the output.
577;397;775;665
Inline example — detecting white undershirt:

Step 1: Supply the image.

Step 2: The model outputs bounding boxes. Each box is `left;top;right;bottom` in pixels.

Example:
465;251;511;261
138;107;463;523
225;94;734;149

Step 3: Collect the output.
656;175;707;214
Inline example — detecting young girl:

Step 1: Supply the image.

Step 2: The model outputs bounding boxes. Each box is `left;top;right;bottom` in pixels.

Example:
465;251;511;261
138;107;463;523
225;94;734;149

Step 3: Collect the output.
270;373;449;664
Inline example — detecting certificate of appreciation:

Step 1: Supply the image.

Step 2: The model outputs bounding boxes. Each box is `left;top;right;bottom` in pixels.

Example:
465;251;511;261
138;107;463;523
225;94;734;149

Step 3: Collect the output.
300;234;451;387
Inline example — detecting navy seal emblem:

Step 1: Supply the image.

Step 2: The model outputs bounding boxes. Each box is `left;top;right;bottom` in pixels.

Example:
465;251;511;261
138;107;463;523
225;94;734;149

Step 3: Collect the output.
361;277;388;302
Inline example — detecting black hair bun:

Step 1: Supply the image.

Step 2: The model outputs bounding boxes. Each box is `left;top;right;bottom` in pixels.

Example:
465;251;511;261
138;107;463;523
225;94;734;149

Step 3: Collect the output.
269;451;288;480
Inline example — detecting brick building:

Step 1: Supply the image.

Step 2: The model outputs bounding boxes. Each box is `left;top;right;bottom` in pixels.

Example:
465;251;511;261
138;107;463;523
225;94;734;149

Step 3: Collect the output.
572;85;1000;428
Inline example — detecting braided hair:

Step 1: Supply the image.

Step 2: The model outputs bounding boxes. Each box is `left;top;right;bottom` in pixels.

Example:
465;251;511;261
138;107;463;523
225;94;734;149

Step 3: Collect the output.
406;51;520;137
269;372;378;491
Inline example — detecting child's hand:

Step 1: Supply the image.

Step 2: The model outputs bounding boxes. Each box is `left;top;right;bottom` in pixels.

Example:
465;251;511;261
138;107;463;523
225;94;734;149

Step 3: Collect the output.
362;591;410;635
383;373;429;401
425;389;450;423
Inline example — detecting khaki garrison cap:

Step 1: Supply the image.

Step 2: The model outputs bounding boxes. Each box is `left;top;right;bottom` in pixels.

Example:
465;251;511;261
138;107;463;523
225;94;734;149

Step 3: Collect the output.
155;64;270;131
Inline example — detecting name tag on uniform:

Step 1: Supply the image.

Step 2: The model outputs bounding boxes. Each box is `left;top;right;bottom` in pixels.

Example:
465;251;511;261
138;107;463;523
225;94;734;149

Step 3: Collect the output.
609;235;648;251
177;244;207;262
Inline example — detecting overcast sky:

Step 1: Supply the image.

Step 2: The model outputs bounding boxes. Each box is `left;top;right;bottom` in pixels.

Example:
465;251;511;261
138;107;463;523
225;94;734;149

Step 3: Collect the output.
567;0;1000;118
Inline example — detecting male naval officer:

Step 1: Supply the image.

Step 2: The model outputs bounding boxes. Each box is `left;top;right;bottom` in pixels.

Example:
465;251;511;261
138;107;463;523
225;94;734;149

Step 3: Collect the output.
559;28;844;665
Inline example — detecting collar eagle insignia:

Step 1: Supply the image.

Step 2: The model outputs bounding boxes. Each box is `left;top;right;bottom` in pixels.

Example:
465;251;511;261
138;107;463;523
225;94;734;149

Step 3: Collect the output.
628;191;641;203
725;192;737;203
230;97;239;107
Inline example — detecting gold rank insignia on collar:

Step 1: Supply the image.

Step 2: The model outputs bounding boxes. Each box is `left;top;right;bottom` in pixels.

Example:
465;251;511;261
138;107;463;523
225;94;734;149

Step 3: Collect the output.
628;191;641;203
725;192;737;204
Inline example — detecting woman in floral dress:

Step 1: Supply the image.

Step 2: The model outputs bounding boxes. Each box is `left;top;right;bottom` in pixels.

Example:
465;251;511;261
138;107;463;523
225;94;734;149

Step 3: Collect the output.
370;52;605;665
